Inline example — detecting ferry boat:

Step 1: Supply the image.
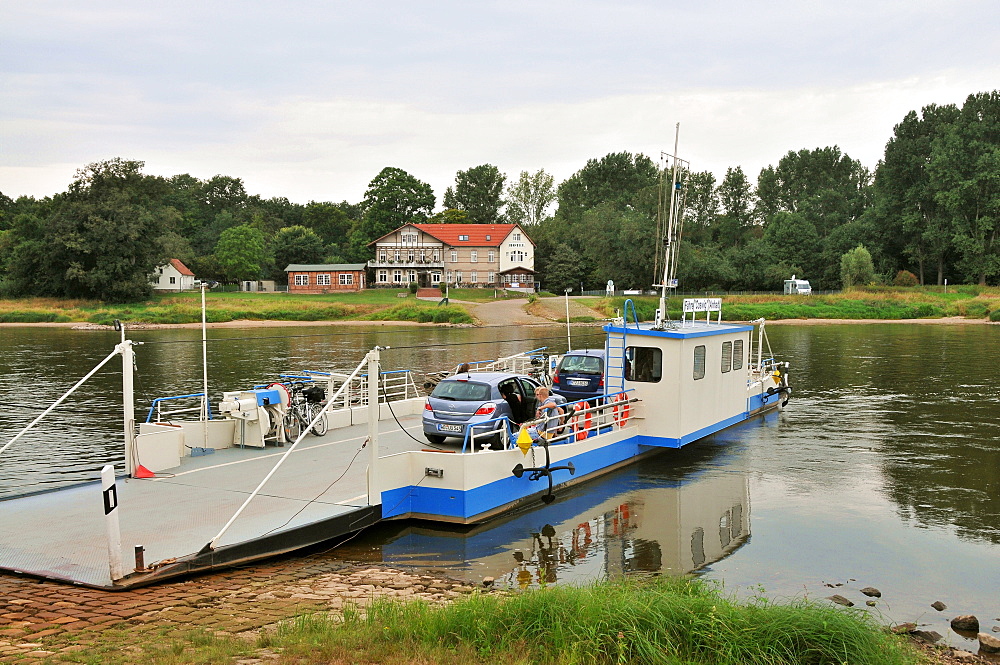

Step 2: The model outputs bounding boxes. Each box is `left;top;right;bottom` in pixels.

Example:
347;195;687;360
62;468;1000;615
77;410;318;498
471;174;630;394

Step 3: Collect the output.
0;134;791;589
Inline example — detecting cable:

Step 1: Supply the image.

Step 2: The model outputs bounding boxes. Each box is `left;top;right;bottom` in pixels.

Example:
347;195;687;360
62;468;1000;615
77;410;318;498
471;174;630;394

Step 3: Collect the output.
379;364;445;450
255;443;368;539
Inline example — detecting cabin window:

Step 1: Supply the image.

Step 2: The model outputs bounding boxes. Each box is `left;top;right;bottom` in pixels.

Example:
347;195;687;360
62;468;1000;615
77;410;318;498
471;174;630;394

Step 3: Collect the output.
721;342;732;373
338;273;353;285
624;346;662;383
693;345;706;380
294;274;308;286
732;339;744;371
317;274;332;286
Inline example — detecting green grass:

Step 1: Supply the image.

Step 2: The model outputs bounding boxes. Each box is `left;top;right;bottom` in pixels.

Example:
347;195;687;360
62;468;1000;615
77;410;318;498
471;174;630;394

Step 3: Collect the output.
51;578;925;665
266;578;922;665
596;286;1000;322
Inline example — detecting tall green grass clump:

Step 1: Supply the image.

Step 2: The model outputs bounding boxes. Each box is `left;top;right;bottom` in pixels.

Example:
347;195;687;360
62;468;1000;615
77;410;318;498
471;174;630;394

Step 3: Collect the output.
330;577;919;665
366;304;473;324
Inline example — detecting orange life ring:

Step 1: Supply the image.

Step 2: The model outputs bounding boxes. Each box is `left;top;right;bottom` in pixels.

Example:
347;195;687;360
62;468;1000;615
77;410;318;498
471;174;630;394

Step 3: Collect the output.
581;402;592;440
266;382;291;409
613;393;630;427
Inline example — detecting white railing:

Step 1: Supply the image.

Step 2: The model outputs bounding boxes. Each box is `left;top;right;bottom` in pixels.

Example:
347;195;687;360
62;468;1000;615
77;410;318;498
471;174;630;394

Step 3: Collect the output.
303;368;420;409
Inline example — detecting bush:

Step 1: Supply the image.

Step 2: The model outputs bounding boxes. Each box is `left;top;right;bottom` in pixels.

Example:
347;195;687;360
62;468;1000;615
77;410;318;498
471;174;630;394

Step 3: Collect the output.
990;309;1000;322
893;270;919;287
408;281;419;294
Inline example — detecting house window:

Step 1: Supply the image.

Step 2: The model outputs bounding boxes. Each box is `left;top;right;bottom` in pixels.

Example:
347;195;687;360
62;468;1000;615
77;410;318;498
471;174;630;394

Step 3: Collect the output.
693;345;706;380
488;272;495;284
450;250;457;263
378;270;388;283
169;276;176;284
733;339;744;371
721;341;732;373
446;270;454;283
486;235;491;241
394;250;400;262
459;234;469;241
407;250;414;262
317;274;332;286
433;250;440;262
294;274;309;286
408;270;417;283
379;251;387;262
470;271;478;283
488;251;495;263
393;270;403;283
431;272;441;284
471;250;478;262
513;233;521;241
401;232;417;244
625;347;662;383
455;271;463;284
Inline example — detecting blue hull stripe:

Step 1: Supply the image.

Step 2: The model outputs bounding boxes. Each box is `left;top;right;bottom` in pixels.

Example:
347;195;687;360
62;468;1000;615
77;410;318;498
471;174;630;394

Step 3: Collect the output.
381;409;756;521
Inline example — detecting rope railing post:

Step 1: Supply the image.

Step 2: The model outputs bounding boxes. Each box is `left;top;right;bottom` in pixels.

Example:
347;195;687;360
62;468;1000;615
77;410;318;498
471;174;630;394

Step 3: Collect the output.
0;345;124;458
198;349;374;554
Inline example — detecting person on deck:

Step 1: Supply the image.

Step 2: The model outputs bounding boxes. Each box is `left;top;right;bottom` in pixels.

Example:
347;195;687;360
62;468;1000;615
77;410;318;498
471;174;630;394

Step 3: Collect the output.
534;386;564;438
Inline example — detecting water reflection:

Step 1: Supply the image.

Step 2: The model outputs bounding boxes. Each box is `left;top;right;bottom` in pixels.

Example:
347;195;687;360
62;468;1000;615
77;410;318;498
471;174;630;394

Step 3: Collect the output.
374;440;750;588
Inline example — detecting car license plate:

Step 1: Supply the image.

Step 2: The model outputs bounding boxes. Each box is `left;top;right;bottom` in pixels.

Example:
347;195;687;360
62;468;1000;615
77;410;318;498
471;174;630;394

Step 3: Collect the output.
438;424;463;433
569;379;589;386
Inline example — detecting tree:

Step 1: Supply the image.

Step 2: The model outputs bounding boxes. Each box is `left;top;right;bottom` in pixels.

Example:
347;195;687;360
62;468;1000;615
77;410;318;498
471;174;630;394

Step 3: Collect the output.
840;245;876;288
556;152;659;223
215;225;266;282
443;164;507;224
681;171;718;246
5;158;172;302
875;103;961;284
506;169;556;226
426;208;469;224
929;91;1000;285
271;226;326;280
302;201;353;246
716;166;754;246
542;243;586;294
354;167;435;248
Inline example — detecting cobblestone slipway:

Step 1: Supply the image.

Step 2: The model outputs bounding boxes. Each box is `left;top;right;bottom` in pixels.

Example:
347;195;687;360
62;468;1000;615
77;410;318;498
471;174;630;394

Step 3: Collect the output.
0;557;480;663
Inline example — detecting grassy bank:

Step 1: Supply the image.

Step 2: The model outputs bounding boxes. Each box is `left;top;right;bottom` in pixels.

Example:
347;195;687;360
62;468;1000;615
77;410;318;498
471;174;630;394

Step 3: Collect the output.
596;286;1000;323
81;577;923;665
0;290;474;325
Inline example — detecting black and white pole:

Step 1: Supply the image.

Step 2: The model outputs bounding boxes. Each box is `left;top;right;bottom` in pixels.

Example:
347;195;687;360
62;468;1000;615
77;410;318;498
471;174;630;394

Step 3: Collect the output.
101;464;125;581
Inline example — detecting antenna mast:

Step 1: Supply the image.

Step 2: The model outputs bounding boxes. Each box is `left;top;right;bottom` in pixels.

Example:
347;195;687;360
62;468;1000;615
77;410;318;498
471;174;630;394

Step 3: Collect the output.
654;123;690;329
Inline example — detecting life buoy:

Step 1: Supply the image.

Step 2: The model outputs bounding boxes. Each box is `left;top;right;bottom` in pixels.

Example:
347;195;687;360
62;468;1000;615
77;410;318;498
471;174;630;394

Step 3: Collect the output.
581;402;592;440
612;393;630;427
571;402;593;442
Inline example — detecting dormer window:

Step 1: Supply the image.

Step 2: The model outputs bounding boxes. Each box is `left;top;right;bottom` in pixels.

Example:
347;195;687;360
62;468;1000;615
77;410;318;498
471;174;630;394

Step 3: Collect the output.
458;234;469;241
486;235;491;241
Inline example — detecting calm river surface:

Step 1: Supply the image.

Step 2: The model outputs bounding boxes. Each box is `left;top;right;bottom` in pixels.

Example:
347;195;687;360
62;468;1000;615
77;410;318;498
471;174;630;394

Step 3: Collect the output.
0;322;997;642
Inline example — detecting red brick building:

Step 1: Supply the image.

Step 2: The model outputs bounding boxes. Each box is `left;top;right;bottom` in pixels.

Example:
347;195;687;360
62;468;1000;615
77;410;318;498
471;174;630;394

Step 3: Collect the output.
284;264;366;293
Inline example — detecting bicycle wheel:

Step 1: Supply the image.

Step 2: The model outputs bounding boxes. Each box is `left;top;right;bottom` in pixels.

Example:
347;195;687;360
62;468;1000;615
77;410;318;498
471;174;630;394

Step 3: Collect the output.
282;409;301;443
309;403;329;436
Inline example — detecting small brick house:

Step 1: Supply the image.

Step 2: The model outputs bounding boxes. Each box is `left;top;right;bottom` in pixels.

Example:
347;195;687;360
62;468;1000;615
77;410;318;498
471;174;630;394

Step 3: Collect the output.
284;264;367;293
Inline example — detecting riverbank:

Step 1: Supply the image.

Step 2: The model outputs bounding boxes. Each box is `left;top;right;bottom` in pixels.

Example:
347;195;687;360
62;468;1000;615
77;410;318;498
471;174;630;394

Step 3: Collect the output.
0;560;966;665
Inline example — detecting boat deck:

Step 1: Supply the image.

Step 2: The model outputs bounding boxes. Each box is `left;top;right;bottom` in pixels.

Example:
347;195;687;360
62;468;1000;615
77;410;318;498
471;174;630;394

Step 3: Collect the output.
0;411;437;589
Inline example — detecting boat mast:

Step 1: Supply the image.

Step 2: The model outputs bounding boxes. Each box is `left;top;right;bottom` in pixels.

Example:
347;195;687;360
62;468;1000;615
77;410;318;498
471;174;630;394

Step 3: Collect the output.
654;123;688;329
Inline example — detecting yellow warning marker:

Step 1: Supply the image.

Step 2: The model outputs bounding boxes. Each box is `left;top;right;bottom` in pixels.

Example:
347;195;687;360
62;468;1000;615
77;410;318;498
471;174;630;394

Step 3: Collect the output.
516;427;533;455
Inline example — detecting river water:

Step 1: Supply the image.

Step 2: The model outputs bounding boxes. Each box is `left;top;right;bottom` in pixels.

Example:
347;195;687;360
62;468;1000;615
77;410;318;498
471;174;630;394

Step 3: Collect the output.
0;322;997;643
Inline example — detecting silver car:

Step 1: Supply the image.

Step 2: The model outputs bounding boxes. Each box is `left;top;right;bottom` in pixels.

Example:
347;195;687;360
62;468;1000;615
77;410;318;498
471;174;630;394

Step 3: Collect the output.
422;371;562;447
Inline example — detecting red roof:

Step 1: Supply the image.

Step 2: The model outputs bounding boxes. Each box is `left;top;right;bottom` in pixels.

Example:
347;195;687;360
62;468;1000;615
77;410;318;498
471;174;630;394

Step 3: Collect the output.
170;259;195;276
411;223;533;247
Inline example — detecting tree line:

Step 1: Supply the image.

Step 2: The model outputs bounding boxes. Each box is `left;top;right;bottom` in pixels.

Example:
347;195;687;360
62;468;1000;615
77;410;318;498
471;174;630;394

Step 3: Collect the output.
1;90;996;302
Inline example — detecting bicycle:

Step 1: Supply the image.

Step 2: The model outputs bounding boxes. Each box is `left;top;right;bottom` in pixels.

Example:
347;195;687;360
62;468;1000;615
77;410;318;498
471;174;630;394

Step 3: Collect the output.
281;382;329;441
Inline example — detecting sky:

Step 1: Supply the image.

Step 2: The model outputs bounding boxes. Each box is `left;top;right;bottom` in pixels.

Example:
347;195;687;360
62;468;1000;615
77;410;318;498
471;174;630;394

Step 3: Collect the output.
2;0;999;208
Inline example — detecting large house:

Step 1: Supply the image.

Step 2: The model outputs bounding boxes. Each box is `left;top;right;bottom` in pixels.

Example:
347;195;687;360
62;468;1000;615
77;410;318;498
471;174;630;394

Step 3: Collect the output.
152;259;197;291
368;223;535;289
284;264;367;293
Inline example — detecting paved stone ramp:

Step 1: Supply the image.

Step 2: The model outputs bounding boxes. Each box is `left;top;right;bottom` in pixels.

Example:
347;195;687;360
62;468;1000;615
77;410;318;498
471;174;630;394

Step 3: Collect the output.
0;560;484;663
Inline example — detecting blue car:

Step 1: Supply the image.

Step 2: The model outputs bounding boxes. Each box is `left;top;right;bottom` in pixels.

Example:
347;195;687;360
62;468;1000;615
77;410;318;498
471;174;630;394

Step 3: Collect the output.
422;371;563;447
551;349;606;404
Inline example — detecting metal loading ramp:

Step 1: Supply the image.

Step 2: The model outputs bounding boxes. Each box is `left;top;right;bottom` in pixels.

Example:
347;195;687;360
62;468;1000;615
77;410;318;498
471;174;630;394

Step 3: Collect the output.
0;414;426;589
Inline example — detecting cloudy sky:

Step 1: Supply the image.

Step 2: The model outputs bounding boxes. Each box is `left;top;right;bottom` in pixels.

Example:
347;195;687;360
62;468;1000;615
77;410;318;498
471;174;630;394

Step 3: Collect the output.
3;0;998;207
